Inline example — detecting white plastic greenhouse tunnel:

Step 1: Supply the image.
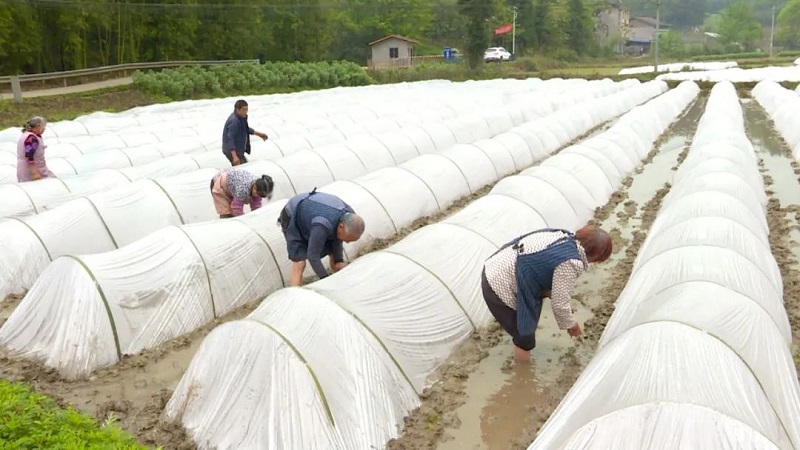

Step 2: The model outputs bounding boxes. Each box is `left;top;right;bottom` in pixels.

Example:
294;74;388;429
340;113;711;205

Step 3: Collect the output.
527;82;800;450
0;97;508;182
656;65;800;83
0;77;602;206
0;78;641;301
752;80;800;159
0;79;688;382
617;61;737;75
0;78;540;143
0;77;588;152
0;78;573;183
150;81;701;450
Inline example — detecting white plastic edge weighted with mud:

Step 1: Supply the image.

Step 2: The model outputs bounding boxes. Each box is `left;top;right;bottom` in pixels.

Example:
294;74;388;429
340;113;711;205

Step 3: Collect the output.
752;80;800;160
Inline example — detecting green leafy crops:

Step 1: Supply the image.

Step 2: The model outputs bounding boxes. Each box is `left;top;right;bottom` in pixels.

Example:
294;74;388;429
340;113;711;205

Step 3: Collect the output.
0;380;146;450
132;60;375;99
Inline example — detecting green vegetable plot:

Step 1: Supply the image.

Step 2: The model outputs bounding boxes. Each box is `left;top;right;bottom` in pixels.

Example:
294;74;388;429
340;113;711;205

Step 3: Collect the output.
132;61;374;99
0;380;146;450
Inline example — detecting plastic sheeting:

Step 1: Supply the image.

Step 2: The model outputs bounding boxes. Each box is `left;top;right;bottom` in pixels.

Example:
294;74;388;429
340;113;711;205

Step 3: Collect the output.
0;77;595;207
0;78;538;143
0;79;637;301
752;80;800;159
529;82;800;450
0;78;576;182
0;79;678;383
154;81;699;450
555;403;780;450
0;154;214;217
618;61;738;75
656;65;800;83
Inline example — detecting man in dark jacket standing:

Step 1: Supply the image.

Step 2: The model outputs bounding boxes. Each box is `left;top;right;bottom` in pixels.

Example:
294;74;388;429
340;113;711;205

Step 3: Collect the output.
222;99;268;166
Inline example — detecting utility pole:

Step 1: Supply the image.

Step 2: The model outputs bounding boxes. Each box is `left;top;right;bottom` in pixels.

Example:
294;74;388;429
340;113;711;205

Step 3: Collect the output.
512;6;519;55
654;0;661;73
769;4;776;57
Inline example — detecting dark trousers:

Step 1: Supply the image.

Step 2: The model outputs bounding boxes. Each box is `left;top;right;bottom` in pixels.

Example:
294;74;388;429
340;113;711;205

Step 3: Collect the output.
223;150;248;165
481;269;538;351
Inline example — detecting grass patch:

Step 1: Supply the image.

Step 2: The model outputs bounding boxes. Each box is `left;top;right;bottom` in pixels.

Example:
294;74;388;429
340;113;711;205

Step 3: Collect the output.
0;86;166;129
0;379;148;449
368;60;533;84
540;66;624;76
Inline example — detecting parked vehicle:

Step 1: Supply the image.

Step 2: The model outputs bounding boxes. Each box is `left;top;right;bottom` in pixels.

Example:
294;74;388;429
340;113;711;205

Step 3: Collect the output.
484;47;512;63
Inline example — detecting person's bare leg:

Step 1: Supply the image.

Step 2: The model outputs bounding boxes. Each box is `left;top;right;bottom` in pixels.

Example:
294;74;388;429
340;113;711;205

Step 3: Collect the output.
514;345;530;362
290;261;306;286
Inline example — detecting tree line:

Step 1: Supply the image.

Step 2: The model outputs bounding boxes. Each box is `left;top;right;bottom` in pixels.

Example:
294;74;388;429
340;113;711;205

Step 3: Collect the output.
1;0;597;75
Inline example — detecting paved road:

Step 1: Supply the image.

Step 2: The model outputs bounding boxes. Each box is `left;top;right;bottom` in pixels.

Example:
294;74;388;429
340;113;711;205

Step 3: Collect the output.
0;77;134;101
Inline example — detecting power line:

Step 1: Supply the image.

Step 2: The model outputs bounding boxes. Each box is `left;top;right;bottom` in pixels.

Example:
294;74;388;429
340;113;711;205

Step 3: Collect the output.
7;0;462;11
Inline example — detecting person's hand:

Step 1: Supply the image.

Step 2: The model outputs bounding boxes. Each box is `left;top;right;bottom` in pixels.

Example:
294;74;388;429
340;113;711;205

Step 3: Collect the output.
256;131;268;141
332;261;347;272
567;323;582;337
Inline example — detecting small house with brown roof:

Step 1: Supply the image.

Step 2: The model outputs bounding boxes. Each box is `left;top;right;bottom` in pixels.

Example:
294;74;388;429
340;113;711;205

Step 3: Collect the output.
368;35;420;69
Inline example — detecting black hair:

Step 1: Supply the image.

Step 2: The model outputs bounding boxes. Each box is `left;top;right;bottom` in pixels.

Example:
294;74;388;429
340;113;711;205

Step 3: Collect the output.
234;99;248;110
254;174;274;199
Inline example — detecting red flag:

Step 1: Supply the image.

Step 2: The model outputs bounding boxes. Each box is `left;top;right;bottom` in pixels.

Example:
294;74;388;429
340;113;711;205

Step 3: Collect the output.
494;24;513;35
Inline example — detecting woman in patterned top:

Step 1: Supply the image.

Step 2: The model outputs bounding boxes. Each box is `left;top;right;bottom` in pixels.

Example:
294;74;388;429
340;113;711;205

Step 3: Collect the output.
210;168;274;219
481;225;612;362
16;116;56;182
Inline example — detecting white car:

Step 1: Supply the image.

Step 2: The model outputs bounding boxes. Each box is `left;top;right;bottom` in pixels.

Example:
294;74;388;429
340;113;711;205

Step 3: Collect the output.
484;47;512;63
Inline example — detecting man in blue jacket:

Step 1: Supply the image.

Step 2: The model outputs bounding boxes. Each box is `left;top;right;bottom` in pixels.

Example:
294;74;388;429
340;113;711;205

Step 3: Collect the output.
222;99;268;166
278;189;366;286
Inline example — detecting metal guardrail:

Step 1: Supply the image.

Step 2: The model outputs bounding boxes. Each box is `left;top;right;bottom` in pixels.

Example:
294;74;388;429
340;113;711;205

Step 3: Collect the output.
1;59;260;103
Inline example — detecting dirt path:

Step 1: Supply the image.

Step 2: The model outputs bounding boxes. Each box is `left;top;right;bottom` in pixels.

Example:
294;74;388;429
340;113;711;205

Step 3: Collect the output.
741;96;800;376
0;114;622;449
0;78;134;101
386;92;708;450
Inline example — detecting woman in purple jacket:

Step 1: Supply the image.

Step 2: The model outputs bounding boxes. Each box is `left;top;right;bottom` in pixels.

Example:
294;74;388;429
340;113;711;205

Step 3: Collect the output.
210;168;274;218
17;116;56;182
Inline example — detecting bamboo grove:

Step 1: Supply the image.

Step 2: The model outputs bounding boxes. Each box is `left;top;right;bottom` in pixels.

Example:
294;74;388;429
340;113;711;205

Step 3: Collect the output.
1;0;598;74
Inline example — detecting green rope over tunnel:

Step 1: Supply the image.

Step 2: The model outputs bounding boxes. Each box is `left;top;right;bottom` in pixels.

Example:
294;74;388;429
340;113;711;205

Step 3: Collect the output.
249;319;336;427
65;255;122;361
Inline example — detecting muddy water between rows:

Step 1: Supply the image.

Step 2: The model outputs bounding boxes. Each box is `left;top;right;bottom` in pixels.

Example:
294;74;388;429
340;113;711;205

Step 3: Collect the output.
741;98;800;365
434;95;706;450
